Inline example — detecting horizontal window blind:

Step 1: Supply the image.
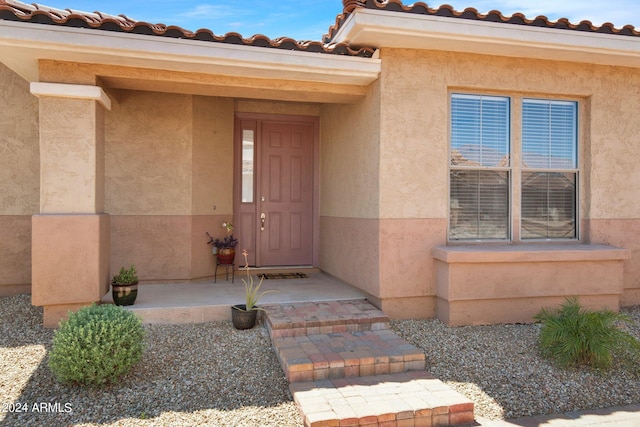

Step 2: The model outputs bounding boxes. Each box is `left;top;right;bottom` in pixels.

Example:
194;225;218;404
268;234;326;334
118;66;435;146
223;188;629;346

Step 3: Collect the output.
449;94;579;242
521;172;577;239
451;94;510;168
521;99;578;239
450;170;509;240
522;99;577;169
450;94;510;240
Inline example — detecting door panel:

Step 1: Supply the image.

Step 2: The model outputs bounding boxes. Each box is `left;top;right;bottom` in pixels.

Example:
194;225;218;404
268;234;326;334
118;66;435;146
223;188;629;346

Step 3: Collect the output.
259;122;314;266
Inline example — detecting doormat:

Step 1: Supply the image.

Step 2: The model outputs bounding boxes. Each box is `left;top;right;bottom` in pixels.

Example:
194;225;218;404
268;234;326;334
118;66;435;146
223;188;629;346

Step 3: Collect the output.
257;272;308;280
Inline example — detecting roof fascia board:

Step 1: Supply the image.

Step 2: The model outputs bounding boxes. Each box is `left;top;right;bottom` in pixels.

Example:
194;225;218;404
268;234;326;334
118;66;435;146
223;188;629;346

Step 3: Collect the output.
334;9;640;68
0;20;380;84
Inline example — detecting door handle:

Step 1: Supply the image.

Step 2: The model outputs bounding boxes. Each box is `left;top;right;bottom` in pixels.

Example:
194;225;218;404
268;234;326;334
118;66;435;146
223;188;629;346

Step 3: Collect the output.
260;213;266;231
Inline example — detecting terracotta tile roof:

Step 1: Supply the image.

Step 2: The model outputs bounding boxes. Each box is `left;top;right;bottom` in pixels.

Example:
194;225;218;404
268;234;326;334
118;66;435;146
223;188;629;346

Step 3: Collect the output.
326;0;640;42
0;0;375;57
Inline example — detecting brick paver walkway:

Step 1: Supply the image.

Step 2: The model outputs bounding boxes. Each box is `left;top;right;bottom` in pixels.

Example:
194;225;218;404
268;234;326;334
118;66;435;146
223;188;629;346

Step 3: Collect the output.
263;300;475;427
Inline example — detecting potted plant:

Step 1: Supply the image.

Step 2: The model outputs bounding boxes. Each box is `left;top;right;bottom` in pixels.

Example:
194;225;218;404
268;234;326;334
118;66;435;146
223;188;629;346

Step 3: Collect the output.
206;221;238;265
231;250;276;330
111;265;138;306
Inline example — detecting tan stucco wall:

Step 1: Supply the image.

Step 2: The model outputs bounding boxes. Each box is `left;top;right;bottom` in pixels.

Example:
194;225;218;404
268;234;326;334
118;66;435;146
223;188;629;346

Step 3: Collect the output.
193;96;234;215
319;216;380;297
106;91;234;280
320;80;381;219
377;48;640;220
319;80;382;296
320;67;446;317
0;216;33;293
29;79;112;323
373;48;640;312
32;213;111;327
3;44;640;320
433;244;628;325
319;48;640;318
0;63;39;215
379;50;449;219
7;85;236;292
191;96;235;278
591;219;640;305
106;90;192;215
0;63;39;293
39;97;105;213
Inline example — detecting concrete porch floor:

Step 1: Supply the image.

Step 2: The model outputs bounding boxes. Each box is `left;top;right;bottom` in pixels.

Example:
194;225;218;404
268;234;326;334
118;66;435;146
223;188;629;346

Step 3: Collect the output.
102;271;368;324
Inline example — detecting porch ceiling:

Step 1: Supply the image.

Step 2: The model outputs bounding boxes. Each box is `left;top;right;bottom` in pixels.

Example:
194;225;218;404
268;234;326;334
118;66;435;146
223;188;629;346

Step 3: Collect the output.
0;20;381;103
334;8;640;69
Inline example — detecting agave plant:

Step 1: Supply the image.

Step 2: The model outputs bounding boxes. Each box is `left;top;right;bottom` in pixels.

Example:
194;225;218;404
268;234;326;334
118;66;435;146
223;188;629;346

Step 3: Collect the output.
238;249;276;311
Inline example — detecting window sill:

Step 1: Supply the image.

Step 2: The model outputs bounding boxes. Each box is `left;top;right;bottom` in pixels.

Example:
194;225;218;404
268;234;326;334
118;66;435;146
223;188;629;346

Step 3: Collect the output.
432;243;630;264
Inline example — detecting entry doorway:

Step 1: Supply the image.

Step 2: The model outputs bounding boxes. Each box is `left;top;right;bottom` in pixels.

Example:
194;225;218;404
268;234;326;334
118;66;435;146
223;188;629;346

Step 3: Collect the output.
234;113;319;267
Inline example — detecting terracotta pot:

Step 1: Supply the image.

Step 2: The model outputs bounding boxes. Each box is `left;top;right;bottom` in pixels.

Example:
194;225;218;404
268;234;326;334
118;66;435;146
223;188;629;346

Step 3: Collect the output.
217;248;236;265
112;281;138;306
231;304;258;330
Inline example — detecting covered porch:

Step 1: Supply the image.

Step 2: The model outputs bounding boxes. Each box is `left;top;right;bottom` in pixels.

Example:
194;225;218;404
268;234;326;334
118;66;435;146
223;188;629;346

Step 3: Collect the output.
0;10;384;327
102;270;367;324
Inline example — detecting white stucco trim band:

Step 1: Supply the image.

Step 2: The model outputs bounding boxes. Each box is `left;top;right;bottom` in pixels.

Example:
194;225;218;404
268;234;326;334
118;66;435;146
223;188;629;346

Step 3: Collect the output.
0;20;380;85
334;9;640;68
30;82;112;110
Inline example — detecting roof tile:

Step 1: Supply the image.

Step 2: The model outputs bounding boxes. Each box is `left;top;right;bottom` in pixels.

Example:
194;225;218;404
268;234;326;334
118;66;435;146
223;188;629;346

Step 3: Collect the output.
0;0;375;57
327;0;639;41
3;0;637;60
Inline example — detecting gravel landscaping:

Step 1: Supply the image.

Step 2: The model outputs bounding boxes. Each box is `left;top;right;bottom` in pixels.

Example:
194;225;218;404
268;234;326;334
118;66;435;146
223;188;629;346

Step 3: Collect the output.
0;295;300;427
391;308;640;420
2;294;640;426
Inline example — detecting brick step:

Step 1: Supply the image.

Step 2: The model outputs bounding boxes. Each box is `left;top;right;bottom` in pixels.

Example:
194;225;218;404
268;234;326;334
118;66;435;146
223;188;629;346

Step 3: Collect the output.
265;300;476;426
290;371;475;427
272;329;426;382
263;299;390;338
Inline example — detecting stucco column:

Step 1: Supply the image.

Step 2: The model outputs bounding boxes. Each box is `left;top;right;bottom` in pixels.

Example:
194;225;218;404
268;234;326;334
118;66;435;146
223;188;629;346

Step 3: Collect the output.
30;82;111;327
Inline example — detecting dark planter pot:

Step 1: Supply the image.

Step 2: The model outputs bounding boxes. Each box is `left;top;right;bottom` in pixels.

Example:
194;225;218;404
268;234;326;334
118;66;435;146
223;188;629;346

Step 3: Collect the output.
231;304;258;330
112;281;138;306
217;248;236;265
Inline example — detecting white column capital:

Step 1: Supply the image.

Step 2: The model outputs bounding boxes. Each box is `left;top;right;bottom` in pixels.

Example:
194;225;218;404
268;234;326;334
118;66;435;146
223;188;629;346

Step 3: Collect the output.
30;82;111;110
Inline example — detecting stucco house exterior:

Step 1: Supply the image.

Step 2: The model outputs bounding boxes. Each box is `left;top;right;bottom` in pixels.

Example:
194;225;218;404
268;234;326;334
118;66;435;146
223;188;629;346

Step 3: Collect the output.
0;0;638;327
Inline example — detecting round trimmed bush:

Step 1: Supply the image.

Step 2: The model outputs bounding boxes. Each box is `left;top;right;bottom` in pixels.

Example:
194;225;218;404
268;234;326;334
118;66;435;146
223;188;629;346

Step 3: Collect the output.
48;304;145;386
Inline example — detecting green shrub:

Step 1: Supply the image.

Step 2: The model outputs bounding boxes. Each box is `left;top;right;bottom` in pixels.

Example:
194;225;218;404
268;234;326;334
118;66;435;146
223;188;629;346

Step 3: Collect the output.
112;265;138;285
534;297;640;370
48;304;145;386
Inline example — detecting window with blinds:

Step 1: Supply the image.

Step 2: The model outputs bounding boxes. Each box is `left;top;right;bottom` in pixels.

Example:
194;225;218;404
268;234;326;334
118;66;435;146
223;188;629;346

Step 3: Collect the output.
521;99;578;239
449;94;579;242
450;94;510;240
